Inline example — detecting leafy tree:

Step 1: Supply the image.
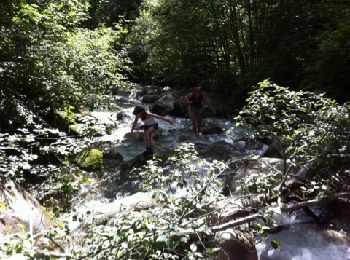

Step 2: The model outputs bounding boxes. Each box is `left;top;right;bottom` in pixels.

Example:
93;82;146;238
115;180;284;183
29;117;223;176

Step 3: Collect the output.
0;0;130;120
86;0;142;28
128;0;350;106
237;80;350;198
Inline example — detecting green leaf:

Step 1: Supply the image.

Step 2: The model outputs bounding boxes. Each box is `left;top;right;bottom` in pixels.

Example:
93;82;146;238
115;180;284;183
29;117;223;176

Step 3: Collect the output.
271;239;280;249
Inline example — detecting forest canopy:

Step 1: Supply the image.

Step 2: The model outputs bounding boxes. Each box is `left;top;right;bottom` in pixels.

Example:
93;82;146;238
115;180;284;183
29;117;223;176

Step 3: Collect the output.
128;0;350;105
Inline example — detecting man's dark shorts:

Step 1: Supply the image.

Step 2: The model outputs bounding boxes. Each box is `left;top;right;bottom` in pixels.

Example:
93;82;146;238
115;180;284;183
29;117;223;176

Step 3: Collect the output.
188;105;202;119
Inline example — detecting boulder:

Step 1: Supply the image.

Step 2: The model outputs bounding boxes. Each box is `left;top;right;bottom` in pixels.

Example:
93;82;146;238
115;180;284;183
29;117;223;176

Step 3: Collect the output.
321;229;350;245
224;157;285;194
201;126;223;135
141;94;161;103
119;151;152;175
0;177;51;235
123;131;144;141
173;96;188;117
214;230;258;260
116;111;125;120
262;136;284;159
197;141;235;160
75;148;103;171
137;85;168;97
103;149;123;161
149;94;176;116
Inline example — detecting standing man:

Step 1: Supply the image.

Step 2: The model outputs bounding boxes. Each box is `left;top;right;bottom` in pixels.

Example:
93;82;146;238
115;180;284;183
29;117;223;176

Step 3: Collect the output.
185;86;214;136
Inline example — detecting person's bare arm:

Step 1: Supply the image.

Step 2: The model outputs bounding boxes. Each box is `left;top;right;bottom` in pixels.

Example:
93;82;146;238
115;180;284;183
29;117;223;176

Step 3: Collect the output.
131;116;140;132
149;113;176;125
185;93;193;104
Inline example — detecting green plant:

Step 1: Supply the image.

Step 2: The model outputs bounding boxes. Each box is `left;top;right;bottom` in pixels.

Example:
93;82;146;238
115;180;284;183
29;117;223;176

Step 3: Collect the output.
48;143;227;259
236;80;350;198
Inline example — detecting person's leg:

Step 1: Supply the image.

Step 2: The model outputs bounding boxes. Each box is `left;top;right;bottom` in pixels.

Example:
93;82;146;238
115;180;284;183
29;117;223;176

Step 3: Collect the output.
191;119;198;135
197;114;202;134
189;106;200;136
144;127;155;153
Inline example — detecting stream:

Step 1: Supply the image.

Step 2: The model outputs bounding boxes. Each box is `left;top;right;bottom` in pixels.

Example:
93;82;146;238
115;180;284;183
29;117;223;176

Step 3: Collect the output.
62;91;350;260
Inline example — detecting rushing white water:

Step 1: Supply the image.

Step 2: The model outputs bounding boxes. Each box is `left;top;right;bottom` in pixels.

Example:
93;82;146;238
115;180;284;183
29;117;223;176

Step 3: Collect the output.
90;96;259;161
67;91;350;259
256;210;350;260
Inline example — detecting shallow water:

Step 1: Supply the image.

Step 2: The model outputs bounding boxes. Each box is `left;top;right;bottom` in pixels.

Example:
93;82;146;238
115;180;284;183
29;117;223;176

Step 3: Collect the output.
257;210;350;260
71;92;350;259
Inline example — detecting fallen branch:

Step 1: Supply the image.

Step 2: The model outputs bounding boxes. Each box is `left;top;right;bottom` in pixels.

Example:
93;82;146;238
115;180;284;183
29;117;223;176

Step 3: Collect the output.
211;192;350;232
281;192;350;213
212;213;264;232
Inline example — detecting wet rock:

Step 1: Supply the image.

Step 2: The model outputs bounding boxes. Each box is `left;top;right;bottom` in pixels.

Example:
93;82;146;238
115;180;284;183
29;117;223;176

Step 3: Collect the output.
262;136;284;159
123;131;144;141
91;192;155;225
321;229;350;245
116;111;125;120
234;141;246;150
75;148;103;171
224;157;285;194
103;149;123;161
197;141;235;160
114;96;129;102
214;230;258;260
119;151;151;175
150;94;176;116
137;85;167;97
141;94;161;103
0;177;51;235
173;96;188;117
201;126;223;135
116;89;132;97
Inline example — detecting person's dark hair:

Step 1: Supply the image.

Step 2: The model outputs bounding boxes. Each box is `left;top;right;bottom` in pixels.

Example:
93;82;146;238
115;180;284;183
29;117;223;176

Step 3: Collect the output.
188;86;202;93
133;106;146;115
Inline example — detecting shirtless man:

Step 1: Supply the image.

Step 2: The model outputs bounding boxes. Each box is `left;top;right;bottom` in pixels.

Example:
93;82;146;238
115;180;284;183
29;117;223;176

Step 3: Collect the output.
185;87;206;136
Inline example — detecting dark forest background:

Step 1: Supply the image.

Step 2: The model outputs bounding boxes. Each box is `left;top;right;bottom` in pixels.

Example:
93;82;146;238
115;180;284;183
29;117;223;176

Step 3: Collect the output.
1;0;350;126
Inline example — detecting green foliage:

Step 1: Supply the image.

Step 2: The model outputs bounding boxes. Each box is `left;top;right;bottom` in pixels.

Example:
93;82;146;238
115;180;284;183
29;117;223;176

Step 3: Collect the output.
236;80;350;198
129;0;350;104
87;0;142;27
271;239;280;249
236;80;342;164
55;143;226;259
0;232;34;259
1;0;131;114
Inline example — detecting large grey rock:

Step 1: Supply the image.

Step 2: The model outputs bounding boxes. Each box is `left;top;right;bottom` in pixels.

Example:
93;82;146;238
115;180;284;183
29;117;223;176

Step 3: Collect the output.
224;157;285;194
201;126;223;135
141;94;161;103
149;94;176;116
150;93;188;117
0;177;51;235
197;141;235;160
214;230;258;260
262;136;284;159
119;151;151;175
103;149;123;161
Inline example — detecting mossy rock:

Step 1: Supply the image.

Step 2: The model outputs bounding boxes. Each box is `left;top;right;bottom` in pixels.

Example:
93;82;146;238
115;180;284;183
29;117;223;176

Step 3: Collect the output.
75;149;103;170
52;110;79;135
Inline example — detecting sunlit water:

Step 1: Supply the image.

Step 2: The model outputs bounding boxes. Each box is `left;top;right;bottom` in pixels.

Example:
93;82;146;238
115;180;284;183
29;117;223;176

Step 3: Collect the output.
65;91;350;259
256;210;350;260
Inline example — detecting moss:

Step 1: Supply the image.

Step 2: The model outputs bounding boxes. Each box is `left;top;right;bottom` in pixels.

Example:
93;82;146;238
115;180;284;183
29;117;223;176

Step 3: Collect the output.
75;149;103;170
